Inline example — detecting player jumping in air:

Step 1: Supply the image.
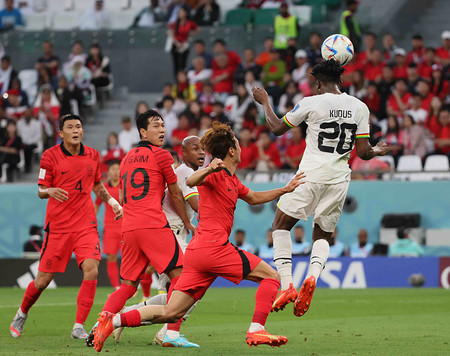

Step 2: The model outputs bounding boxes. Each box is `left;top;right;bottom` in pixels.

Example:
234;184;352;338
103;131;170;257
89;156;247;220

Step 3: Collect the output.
92;122;305;352
252;59;388;316
113;135;205;347
86;110;196;347
10;114;123;339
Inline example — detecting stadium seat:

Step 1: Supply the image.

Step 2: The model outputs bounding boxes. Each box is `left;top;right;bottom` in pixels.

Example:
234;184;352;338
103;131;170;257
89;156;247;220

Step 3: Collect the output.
396;155;422;172
301;0;327;23
23;13;47;31
377;155;395;169
423;155;449;171
253;9;279;26
225;8;253;26
109;10;136;30
50;10;82;30
290;5;312;25
18;69;38;105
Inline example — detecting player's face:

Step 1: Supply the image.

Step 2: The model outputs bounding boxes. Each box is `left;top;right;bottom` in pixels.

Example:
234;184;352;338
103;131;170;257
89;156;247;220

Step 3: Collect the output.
185;139;205;168
59;119;83;145
144;117;165;147
108;163;120;181
231;137;241;164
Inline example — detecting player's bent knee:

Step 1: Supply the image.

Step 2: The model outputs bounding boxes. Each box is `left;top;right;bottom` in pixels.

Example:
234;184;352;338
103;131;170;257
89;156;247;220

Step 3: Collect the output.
35;276;52;290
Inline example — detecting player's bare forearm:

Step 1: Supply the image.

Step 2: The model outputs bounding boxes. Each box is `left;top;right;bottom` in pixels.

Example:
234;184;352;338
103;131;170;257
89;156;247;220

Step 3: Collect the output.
38;184;50;199
252;87;289;136
93;182;111;203
355;138;388;160
186;158;225;187
38;184;69;203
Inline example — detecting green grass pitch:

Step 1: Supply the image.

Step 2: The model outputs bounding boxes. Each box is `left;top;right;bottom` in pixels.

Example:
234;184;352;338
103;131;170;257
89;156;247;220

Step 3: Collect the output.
1;287;449;355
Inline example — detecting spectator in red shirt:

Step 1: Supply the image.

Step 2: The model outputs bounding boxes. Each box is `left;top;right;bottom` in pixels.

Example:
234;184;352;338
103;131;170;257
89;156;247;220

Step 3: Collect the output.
237;127;258;170
387;78;412;117
393;48;408;79
171;113;190;157
351;155;390;180
406;62;422;93
169;7;200;76
255;37;274;68
418;48;435;79
435;31;450;67
283;126;306;169
256;130;282;170
430;64;449;100
363;82;380;116
406;34;426;65
102;132;125;174
416;79;433;113
242;102;260;137
261;48;286;104
434;108;450;156
364;49;385;82
341;56;363;88
356;32;377;67
211;54;234;101
212;39;241;73
425;96;443;137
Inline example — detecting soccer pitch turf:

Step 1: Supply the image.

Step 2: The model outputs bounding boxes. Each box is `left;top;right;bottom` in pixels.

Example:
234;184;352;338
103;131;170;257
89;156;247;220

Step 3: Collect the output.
1;287;449;355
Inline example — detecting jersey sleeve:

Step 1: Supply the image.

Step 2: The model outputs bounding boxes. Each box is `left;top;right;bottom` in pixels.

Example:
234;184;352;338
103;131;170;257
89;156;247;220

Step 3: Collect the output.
38;150;53;187
203;170;217;188
155;149;177;185
355;103;370;139
94;150;102;183
283;97;312;128
179;168;198;200
237;179;250;199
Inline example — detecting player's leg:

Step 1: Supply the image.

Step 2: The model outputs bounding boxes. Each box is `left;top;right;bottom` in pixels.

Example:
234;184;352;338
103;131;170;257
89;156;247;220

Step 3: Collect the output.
10;271;54;338
140;265;154;301
106;254;120;290
103;229;121;290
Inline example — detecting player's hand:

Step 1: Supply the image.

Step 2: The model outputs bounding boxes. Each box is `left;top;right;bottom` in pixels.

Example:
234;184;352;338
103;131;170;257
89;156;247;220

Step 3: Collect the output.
373;141;389;156
208;158;226;173
252;87;269;105
284;172;306;193
113;204;123;220
185;222;196;236
48;187;69;203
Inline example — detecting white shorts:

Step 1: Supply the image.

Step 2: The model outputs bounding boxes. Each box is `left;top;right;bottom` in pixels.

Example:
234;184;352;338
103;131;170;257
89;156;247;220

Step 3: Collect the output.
277;180;350;233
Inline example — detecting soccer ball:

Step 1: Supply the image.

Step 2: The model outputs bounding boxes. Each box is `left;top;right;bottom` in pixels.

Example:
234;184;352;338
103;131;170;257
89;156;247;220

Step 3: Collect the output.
321;34;354;66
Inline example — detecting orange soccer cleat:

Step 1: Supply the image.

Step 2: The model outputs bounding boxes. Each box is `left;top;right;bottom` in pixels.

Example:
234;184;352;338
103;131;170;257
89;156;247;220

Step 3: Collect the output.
293;275;316;317
271;283;298;312
246;330;288;347
93;311;115;352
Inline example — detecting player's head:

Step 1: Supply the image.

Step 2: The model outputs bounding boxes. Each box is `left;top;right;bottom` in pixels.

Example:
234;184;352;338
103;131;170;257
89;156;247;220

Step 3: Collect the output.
234;229;246;245
294;225;304;242
59;114;83;145
311;59;345;90
357;229;368;244
182;136;205;170
200;122;241;164
266;229;273;246
107;160;120;182
136;110;165;147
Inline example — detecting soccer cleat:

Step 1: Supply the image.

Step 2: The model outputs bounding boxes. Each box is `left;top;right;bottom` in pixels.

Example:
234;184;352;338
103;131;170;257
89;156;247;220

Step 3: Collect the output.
71;327;88;339
10;308;27;338
85;321;98;347
271;283;298;312
153;328;166;346
293;275;316;317
162;334;200;348
112;326;123;343
246;330;288;347
93;312;115;352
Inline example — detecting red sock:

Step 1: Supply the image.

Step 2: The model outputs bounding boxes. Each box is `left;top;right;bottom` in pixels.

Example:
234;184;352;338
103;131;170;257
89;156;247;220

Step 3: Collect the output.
167;276;179;302
167;318;183;332
120;309;141;327
106;261;120;289
102;284;137;313
140;272;152;298
252;278;280;326
20;281;42;314
75;280;97;324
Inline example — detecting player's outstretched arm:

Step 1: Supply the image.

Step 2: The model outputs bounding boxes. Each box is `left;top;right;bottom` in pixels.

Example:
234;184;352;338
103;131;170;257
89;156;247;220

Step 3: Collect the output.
252;87;291;136
186;158;225;187
241;172;305;205
168;182;196;235
355;138;389;161
38;184;68;202
93;182;123;220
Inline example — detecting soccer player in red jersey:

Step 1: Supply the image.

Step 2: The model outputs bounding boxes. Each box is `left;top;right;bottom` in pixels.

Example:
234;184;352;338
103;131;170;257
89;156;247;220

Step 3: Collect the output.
10;114;123;339
94;160;122;290
86;110;195;346
93;122;305;351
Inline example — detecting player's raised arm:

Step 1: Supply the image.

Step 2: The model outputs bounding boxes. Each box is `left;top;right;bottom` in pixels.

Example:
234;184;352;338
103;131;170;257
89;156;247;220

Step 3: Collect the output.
92;182;123;220
167;182;196;234
186;158;225;187
355;138;389;160
242;172;305;205
252;87;291;136
38;184;68;202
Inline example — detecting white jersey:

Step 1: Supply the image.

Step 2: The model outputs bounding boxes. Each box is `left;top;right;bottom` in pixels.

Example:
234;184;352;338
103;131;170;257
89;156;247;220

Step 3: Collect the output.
162;163;198;230
283;92;370;184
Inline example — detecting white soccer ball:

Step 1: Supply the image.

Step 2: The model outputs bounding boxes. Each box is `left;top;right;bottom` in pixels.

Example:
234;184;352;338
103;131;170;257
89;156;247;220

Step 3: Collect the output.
321;34;354;66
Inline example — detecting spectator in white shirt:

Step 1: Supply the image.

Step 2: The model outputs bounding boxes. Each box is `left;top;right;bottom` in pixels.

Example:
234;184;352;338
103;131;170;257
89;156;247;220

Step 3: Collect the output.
62;41;87;76
405;94;428;125
291;49;310;85
16;108;41;173
187;56;212;95
118;116;140;152
158;96;178;145
78;0;111;31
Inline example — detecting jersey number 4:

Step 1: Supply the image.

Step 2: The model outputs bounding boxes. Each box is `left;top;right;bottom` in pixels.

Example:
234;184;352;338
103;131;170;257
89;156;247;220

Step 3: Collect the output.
75;180;82;192
318;122;357;154
122;168;150;204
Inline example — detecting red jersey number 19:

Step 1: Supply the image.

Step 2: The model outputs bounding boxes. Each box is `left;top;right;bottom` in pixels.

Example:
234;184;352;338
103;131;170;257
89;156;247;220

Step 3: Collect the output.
122;168;150;204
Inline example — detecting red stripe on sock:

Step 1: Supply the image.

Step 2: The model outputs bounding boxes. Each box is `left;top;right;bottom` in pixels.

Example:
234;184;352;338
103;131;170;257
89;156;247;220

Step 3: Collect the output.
102;284;137;313
20;281;42;314
120;309;141;327
75;280;97;324
252;278;280;326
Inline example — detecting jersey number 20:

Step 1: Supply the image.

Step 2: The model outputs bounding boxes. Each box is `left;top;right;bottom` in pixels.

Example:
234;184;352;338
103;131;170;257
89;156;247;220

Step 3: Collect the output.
122;168;150;204
318;122;357;154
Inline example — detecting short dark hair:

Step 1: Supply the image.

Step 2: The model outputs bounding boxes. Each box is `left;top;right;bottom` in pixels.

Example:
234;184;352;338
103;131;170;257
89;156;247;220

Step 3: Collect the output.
59;114;83;131
136;110;164;138
107;159;121;168
365;32;377;39
194;39;205;46
412;34;423;40
311;59;345;85
200;122;236;159
214;39;226;46
295;225;304;231
235;229;245;235
1;55;11;62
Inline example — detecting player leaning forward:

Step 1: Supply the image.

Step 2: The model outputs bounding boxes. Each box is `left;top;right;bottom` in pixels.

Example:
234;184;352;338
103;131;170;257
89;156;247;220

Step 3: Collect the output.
10;114;123;339
92;122;305;351
252;59;388;316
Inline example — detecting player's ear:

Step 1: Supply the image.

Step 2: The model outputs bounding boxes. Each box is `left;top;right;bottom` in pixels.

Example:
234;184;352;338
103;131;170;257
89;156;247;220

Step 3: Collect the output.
58;130;64;139
139;127;147;140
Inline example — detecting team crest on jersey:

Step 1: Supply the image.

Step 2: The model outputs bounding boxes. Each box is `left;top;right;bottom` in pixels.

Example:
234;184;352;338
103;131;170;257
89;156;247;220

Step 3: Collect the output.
87;164;93;177
290;103;300;113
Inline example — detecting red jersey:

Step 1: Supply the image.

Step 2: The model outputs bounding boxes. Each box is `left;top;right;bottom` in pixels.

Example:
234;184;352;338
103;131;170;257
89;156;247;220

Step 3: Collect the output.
119;141;177;232
211;67;234;93
190;169;249;248
170;20;198;43
393;65;408;79
435;46;450;60
286;140;306;167
38;143;102;233
95;181;121;229
238;142;258;169
263;142;282;168
212;50;241;73
387;92;412;113
364;62;385;81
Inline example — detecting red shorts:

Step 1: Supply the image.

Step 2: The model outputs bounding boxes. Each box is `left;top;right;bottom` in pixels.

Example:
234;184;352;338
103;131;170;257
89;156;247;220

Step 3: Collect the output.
102;226;122;255
120;227;183;282
39;227;101;273
175;242;262;302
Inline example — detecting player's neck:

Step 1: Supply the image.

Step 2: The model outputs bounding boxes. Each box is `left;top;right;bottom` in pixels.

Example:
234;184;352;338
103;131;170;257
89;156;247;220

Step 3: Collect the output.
63;141;81;155
322;84;341;95
110;179;119;187
184;161;198;171
223;157;237;176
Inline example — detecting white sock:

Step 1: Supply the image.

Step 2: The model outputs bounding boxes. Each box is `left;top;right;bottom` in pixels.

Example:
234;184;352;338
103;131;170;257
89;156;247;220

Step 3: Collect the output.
144;293;167;306
73;322;84;330
272;229;293;290
306;239;330;280
157;323;168;337
166;330;180;339
112;314;121;329
18;308;27;317
248;322;265;333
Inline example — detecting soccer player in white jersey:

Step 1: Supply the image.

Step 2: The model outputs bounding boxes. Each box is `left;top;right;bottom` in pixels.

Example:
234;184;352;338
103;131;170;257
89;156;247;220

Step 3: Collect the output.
252;59;388;316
